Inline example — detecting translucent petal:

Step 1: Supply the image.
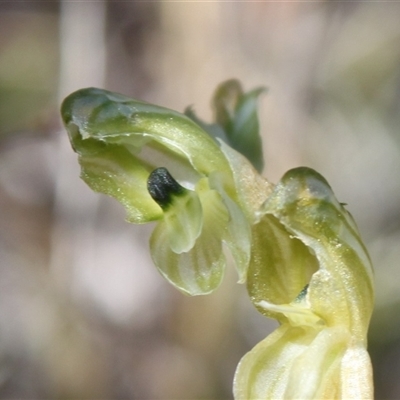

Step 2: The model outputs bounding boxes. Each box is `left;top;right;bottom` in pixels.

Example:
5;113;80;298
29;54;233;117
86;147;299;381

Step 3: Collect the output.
78;140;162;223
219;140;272;222
257;300;324;328
150;182;229;295
61;87;231;177
339;345;373;400
162;189;203;254
208;171;251;283
234;325;354;400
260;167;374;342
247;215;319;322
222;193;251;283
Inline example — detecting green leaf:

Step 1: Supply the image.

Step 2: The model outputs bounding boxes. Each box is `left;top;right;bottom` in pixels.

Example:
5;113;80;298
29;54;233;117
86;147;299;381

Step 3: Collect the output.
212;79;266;173
184;80;266;173
184;106;228;143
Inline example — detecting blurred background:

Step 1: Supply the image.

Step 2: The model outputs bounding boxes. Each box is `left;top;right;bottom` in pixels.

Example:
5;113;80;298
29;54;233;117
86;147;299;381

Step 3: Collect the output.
0;1;399;399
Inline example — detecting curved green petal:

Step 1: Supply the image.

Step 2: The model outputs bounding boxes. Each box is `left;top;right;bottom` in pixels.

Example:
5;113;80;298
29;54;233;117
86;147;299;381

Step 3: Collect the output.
259;167;374;342
150;179;229;295
218;140;272;222
77;138;162;223
247;214;319;322
160;186;203;254
61;88;231;177
234;324;373;400
207;171;251;283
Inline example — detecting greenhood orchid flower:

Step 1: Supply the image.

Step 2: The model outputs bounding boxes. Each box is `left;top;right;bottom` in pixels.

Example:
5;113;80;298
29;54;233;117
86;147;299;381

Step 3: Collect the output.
61;80;374;399
61;83;269;296
235;167;374;400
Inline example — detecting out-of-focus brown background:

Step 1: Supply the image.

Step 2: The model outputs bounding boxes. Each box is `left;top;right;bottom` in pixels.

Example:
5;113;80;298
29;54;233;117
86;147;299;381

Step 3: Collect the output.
0;1;399;399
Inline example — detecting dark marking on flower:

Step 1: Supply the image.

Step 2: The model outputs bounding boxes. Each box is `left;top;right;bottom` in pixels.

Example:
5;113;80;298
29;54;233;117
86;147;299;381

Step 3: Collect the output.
147;167;185;209
295;284;309;302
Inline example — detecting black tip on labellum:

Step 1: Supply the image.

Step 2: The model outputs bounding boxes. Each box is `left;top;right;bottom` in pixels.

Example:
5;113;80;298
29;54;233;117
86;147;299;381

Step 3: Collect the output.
147;167;185;209
296;284;309;302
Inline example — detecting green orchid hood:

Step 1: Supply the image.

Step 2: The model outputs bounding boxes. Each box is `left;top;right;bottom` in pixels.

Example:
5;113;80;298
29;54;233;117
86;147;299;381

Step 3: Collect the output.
61;85;269;296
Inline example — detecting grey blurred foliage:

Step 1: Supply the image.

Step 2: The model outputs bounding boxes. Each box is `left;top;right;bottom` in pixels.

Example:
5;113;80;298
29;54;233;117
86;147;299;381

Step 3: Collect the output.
0;1;399;399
